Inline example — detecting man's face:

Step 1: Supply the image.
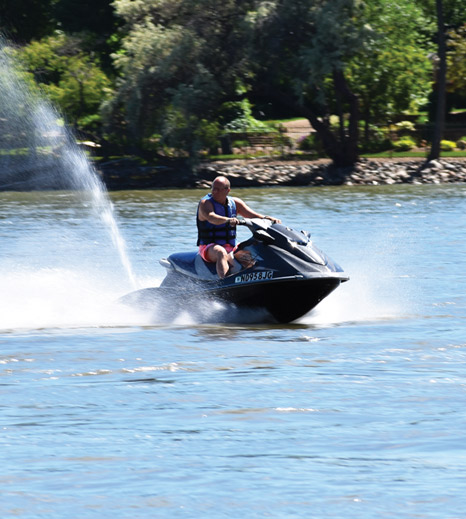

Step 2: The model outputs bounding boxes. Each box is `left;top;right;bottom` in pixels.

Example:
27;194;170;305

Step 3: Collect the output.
211;181;229;203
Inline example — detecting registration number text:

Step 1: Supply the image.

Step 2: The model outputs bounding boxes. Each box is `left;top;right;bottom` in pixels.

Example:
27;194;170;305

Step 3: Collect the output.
235;271;273;283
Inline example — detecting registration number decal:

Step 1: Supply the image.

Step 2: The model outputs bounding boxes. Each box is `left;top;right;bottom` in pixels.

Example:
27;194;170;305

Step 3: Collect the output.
235;271;273;283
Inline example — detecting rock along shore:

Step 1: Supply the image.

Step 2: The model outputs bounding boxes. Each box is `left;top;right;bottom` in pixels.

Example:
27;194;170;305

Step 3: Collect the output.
194;157;466;189
97;157;466;189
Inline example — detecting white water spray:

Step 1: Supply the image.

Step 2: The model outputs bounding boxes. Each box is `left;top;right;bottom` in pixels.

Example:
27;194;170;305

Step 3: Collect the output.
0;39;136;288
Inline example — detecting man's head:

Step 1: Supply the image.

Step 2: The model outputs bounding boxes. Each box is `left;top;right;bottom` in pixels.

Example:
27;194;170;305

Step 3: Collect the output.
211;176;230;203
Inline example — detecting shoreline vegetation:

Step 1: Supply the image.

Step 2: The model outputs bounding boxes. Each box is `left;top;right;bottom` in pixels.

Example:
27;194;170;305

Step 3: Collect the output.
3;2;466;185
97;156;466;190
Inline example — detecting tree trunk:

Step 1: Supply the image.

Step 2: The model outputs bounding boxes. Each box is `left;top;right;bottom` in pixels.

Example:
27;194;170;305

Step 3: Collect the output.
332;69;360;166
428;0;446;161
300;70;359;167
256;69;360;167
363;104;370;149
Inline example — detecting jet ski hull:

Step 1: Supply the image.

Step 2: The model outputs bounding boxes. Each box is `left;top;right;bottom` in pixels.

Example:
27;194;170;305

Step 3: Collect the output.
121;275;342;323
204;275;343;323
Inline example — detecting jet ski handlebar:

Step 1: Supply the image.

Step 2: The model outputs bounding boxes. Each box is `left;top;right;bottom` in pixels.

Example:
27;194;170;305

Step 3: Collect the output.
236;217;272;228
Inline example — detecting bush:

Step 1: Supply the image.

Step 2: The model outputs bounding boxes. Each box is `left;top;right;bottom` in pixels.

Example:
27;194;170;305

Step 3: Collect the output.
393;136;416;151
231;140;249;149
456;138;466;150
296;133;323;153
360;125;393;152
77;113;101;132
194;119;221;154
297;134;314;151
440;140;457;151
221;99;274;133
395;120;416;133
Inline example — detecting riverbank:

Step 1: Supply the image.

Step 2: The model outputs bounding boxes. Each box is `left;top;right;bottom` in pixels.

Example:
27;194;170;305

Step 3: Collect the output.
97;156;466;189
194;157;466;188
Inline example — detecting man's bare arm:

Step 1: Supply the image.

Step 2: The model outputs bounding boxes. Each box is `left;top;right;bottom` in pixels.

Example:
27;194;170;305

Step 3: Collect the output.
198;199;238;225
234;198;281;223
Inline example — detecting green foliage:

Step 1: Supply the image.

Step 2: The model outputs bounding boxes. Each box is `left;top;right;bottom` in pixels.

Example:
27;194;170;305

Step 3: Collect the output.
247;0;367;165
231;140;249;149
418;0;466;30
156;108;221;158
51;56;111;120
457;138;466;150
359;125;393;152
107;0;439;164
348;0;433;124
447;24;466;93
3;0;459;164
195;119;221;154
393;136;416;151
297;134;322;153
395;120;416;133
76;114;103;132
12;34;112;128
440;139;457;151
222;99;274;133
109;0;256;154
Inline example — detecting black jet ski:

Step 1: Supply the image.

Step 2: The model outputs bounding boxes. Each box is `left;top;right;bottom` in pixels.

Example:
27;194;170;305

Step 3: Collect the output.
122;218;348;323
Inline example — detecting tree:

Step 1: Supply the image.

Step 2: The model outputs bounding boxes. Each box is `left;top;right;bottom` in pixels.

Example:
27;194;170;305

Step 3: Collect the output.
418;0;466;159
110;0;368;165
247;0;369;166
52;0;123;72
14;34;112;130
249;0;436;164
107;0;256;156
446;24;466;93
108;0;451;166
347;0;433;146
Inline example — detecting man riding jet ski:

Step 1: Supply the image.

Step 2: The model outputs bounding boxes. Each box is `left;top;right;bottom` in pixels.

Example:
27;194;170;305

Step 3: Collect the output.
159;217;348;322
121;175;348;322
121;217;349;323
196;175;281;278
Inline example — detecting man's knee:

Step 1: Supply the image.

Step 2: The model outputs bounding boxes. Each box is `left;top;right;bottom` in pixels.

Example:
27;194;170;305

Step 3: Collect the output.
208;244;228;261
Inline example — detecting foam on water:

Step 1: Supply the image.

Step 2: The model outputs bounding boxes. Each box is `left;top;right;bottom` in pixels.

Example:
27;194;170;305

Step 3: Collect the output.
0;269;157;332
0;246;414;331
0;264;258;331
302;269;405;326
302;233;418;326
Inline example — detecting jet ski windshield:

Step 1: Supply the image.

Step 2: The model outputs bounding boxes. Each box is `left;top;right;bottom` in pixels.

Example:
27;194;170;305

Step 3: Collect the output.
244;219;328;267
266;223;311;245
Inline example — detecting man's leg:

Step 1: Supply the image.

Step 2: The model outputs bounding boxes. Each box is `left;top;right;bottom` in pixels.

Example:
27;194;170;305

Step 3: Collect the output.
206;244;233;278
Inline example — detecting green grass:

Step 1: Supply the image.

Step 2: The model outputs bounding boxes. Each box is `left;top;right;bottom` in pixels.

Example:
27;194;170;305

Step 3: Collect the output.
362;150;466;158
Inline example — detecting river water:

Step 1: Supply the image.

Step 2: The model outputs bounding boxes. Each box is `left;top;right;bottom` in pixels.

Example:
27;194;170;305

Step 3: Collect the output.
1;184;465;518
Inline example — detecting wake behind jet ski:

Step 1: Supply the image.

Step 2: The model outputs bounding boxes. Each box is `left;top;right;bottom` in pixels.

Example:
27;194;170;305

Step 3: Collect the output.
121;218;349;323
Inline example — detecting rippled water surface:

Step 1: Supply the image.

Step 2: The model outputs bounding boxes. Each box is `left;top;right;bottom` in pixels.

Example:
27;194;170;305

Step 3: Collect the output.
1;184;465;518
